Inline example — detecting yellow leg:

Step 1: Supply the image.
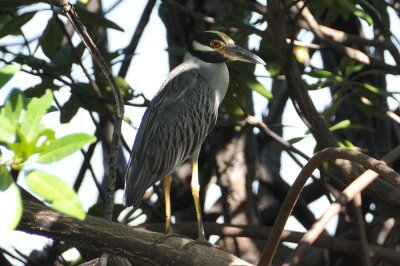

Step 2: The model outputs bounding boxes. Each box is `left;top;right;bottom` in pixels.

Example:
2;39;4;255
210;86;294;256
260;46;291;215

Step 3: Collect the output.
163;175;174;235
191;154;207;243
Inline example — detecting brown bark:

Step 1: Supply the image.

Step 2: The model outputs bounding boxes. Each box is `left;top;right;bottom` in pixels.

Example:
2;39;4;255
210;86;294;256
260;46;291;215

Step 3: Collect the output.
18;201;251;266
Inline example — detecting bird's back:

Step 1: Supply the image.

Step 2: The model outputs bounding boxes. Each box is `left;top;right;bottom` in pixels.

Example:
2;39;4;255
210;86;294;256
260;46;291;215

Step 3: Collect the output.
124;60;228;207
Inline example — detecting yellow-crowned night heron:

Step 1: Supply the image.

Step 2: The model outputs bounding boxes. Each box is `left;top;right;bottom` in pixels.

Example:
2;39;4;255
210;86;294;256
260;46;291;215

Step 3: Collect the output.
125;31;265;242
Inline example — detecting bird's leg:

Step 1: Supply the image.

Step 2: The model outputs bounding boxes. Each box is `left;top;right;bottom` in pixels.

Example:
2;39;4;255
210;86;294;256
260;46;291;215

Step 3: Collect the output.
163;175;174;236
190;155;209;244
154;175;185;245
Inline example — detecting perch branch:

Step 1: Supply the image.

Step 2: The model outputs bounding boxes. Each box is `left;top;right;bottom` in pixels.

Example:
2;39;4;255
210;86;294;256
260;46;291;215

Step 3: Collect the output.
18;201;251;266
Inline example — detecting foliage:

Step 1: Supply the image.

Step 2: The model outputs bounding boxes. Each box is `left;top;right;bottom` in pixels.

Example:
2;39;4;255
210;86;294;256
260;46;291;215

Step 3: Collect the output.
0;84;95;232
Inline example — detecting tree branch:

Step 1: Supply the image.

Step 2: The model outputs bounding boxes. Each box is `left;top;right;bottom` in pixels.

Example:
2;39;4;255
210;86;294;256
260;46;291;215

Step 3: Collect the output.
258;147;400;266
18;201;251;266
265;0;400;207
142;222;400;265
118;0;156;78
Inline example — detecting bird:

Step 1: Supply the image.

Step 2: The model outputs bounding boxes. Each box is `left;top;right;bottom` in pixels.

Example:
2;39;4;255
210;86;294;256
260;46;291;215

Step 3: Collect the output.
124;31;265;243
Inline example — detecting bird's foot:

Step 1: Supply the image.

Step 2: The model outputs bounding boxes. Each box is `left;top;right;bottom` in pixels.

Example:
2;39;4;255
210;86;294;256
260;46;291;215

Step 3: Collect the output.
153;229;188;245
182;236;213;250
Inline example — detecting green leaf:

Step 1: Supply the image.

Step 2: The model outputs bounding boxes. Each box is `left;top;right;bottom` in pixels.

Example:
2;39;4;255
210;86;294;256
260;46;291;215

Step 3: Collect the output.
40;16;65;60
0;167;12;191
338;139;355;148
33;133;96;163
306;69;340;79
20;89;53;142
354;8;373;25
0;167;22;233
293;46;309;65
53;42;86;69
0;11;36;38
329;119;351;132
25;170;85;220
75;5;124;32
51;199;85;220
88;203;125;221
0;115;15;143
115;76;135;101
0;64;20;88
60;94;81;123
288;136;305;144
246;78;273;100
1;89;24;123
362;83;380;94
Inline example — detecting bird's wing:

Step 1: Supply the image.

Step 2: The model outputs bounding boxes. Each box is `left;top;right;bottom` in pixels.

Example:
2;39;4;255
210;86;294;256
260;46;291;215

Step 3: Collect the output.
124;63;218;206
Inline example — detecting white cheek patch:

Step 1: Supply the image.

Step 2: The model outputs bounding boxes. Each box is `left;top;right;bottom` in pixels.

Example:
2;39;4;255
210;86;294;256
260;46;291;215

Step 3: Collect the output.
192;41;215;52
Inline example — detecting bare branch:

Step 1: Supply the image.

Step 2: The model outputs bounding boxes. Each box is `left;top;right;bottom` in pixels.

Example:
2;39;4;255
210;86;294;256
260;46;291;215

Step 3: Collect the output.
258;147;400;266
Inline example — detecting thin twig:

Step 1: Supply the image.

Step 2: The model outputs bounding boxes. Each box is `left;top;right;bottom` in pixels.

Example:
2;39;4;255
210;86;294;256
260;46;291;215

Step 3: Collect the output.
54;1;125;221
353;193;372;266
295;0;400;74
118;0;156;78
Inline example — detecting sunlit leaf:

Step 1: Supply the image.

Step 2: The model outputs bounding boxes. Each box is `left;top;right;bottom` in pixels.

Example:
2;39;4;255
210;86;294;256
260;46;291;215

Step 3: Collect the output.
246;78;273;100
306;69;340;80
114;76;135;101
0;167;22;233
26;171;85;220
294;46;309;65
20;89;53;142
354;8;373;25
329;119;351;132
51;199;85;220
33;133;96;163
362;83;380;94
0;116;15;144
0;64;20;88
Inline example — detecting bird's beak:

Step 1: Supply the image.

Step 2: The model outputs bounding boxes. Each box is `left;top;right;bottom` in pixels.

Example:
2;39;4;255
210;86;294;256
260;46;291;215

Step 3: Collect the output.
224;44;266;65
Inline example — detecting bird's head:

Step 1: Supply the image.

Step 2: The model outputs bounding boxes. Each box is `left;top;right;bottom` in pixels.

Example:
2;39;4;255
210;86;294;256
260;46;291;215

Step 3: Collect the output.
187;31;265;65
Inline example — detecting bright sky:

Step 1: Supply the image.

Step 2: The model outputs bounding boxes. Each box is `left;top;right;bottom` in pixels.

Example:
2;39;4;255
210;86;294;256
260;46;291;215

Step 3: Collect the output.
2;1;400;263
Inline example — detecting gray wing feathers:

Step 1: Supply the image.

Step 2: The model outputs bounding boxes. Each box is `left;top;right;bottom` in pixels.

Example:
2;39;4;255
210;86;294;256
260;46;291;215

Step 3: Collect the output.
124;63;217;207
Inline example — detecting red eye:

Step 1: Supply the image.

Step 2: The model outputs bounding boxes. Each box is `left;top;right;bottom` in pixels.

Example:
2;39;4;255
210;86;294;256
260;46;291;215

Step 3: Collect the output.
210;40;222;48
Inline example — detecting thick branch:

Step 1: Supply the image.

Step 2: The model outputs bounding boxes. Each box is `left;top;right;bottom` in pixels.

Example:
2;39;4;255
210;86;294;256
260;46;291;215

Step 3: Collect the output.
18;201;251;266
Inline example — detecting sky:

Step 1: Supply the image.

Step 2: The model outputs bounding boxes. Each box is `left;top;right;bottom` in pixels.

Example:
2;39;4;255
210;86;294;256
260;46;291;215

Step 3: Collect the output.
2;0;400;263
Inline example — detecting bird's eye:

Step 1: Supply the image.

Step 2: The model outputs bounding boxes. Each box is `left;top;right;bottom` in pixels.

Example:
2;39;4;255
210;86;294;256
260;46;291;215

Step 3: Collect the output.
210;40;222;48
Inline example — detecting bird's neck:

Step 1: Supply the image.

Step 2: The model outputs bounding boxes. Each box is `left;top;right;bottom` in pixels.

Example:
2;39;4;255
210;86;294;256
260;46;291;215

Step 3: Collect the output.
183;52;229;106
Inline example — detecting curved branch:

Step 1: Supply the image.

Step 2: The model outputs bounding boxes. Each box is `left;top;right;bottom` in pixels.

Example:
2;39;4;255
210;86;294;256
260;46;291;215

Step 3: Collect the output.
284;146;400;265
258;147;400;266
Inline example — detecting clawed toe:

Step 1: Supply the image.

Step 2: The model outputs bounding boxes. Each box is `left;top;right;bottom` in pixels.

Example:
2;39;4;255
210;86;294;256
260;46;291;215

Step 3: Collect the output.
182;236;213;250
153;229;190;245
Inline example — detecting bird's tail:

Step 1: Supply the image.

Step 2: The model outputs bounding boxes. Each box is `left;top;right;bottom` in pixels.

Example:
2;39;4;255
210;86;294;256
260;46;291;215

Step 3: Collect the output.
123;160;150;207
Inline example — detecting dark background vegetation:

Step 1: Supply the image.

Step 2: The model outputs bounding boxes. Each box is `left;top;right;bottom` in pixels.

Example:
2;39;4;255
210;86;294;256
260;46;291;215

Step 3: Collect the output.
1;0;400;265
